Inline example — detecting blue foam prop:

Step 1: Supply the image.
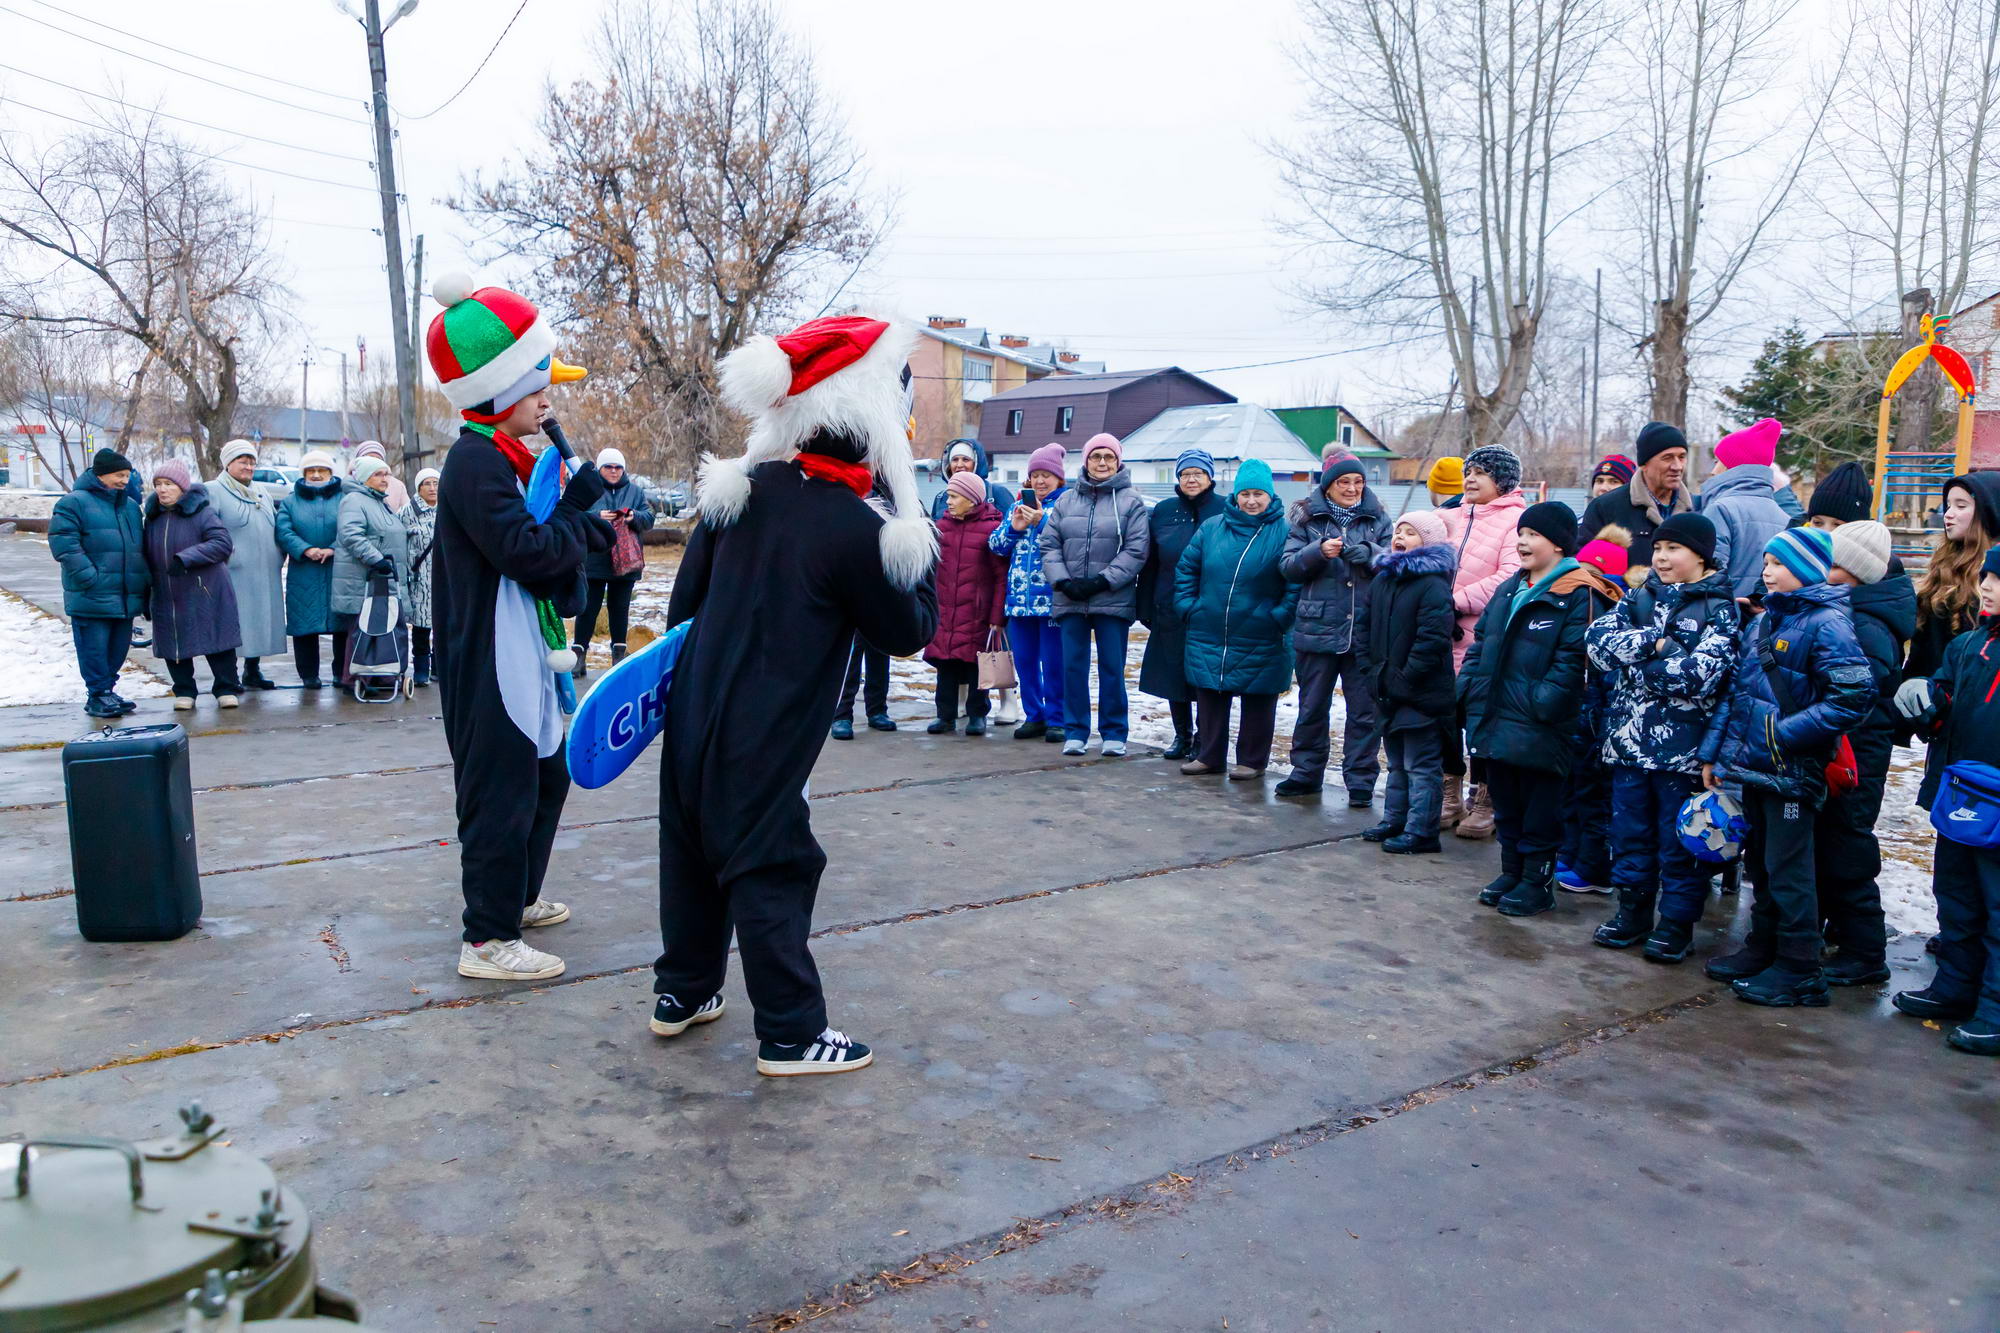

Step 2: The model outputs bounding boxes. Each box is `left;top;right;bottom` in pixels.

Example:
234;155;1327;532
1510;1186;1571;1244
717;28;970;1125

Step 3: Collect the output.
526;444;565;523
565;620;691;789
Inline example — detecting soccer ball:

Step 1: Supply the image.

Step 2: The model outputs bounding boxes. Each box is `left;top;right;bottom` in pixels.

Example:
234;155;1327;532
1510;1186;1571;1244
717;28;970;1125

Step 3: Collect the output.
1677;788;1747;864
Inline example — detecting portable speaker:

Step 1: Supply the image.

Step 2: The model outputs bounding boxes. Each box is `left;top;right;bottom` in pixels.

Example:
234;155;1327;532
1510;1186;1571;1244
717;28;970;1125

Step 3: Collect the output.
62;722;201;941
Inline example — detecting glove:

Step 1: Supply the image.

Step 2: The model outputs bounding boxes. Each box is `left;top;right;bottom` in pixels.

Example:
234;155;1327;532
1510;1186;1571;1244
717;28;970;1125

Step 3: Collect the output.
1054;578;1082;599
1893;677;1932;720
1077;574;1112;598
560;461;607;513
372;560;395;576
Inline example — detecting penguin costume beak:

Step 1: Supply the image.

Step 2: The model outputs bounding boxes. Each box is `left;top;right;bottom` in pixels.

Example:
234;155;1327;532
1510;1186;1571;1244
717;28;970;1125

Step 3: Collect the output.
550;358;588;385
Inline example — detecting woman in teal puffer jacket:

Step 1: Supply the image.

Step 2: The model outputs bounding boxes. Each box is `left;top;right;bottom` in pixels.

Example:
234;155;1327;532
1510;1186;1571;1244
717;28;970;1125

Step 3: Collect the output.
1173;459;1298;780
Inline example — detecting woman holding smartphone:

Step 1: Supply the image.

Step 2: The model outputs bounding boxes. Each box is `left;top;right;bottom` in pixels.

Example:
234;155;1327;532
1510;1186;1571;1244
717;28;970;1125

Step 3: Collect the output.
573;446;655;674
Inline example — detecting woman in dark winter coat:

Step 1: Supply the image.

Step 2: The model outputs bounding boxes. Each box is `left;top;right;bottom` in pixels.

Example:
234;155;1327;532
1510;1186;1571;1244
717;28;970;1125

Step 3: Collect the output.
1906;471;2000;687
48;449;149;717
1585;512;1739;960
1460;501;1622;918
1892;548;2000;1056
989;443;1069;740
1358;509;1457;853
1277;452;1393;802
573;447;654;673
142;459;242;707
331;456;411;622
925;471;1006;735
1699;527;1874;1006
404;468;440;686
1173;459;1297;780
1136;447;1227;758
275;452;344;687
1040;433;1150;755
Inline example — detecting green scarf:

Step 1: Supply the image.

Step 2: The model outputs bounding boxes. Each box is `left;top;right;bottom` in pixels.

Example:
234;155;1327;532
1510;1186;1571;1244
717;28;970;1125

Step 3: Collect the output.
1508;557;1579;625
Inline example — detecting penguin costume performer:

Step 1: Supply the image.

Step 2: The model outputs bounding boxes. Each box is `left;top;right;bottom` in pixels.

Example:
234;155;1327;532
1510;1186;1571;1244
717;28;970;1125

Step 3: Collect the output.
426;273;608;982
650;315;939;1076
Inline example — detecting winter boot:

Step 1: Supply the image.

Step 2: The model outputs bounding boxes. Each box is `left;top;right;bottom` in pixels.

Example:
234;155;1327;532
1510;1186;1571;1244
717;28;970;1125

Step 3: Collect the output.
1454;785;1495;840
1497;855;1557;917
830;718;854;741
111;692;138;713
1383;832;1443;854
966;716;988;737
1478;846;1525;906
868;714;898;732
241;660;277;690
1014;719;1047;740
1361;818;1404;843
611;642;628;665
1945;1022;2000;1056
1822;951;1891;987
1162;732;1193;762
926;717;957;735
1891;986;1976;1021
413;652;432;687
571;645;589;679
1731;955;1830;1008
1440;773;1466;828
84;693;124;719
1348;789;1375;809
1642;918;1696;964
1703;927;1776;982
1274;776;1322;797
1592;888;1656;949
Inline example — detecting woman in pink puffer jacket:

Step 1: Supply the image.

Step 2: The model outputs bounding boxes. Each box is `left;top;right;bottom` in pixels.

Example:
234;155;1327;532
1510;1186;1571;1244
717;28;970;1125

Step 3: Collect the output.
1437;446;1528;670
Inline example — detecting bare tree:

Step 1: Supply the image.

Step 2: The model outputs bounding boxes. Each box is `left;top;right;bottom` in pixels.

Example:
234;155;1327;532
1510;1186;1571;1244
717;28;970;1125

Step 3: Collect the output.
0;109;289;476
1623;0;1839;427
0;328;127;488
455;0;885;479
1279;0;1612;448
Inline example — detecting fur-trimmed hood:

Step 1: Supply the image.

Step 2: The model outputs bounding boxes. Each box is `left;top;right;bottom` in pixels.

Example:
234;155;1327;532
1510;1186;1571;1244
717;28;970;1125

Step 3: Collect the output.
1372;541;1457;579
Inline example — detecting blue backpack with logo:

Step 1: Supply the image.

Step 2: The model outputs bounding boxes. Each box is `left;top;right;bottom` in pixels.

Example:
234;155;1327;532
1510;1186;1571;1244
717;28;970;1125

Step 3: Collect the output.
1931;761;2000;849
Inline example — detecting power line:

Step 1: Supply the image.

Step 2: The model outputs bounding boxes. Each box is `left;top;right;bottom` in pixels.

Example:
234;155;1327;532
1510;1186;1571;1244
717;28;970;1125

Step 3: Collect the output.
0;62;373;164
395;0;531;120
0;4;371;125
0;96;385;195
15;0;360;103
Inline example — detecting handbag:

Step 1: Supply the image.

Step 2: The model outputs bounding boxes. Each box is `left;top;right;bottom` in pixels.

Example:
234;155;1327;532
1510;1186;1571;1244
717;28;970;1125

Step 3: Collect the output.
608;516;644;578
1757;626;1856;795
977;626;1017;691
1931;760;2000;849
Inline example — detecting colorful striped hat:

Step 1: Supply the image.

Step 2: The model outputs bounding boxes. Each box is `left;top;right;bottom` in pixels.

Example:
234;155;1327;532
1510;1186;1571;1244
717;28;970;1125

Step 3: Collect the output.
425;273;585;419
1765;526;1833;585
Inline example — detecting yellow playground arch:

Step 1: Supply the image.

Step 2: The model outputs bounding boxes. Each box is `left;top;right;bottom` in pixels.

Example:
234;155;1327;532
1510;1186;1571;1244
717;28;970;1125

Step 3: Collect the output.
1872;313;1976;535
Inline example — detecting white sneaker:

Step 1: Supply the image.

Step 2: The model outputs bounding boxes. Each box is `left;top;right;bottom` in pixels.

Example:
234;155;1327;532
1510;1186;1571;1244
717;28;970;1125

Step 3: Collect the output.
173;697;195;711
757;1026;873;1076
1101;739;1127;756
215;695;240;708
458;937;565;981
520;898;570;928
1062;738;1087;755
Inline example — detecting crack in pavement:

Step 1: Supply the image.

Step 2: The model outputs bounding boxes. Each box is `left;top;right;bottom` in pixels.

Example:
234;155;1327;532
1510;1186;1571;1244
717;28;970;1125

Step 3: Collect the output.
0;711;447;758
0;830;1346;1088
737;992;1722;1332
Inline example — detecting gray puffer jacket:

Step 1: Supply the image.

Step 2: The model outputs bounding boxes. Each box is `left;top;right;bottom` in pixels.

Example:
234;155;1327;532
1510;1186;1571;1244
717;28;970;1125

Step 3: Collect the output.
1038;465;1151;621
1279;489;1392;656
331;484;411;615
1698;464;1790;600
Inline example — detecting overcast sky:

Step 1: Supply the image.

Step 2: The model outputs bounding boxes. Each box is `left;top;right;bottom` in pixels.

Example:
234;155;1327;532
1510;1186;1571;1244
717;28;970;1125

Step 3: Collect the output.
3;0;1846;444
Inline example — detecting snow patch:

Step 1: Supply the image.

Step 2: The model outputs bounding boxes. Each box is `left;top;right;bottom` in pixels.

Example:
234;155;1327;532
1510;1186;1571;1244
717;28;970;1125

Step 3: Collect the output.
0;589;169;707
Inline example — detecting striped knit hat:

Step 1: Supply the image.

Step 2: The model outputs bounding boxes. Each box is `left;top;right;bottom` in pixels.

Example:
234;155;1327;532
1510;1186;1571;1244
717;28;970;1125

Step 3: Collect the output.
1765;526;1833;585
425;273;586;420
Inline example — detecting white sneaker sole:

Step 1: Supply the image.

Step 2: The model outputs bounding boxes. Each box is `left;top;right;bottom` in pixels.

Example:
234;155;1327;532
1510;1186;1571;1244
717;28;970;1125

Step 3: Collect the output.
458;955;565;981
521;904;571;928
649;998;725;1036
173;698;195;711
1556;883;1613;895
757;1049;874;1077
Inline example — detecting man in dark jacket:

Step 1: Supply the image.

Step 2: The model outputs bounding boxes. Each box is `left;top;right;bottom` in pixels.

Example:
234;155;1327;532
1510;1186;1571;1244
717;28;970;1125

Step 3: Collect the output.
1578;422;1696;568
49;448;149;718
928;437;1014;519
1699;527;1874;1005
1277;452;1393;802
1461;501;1621;917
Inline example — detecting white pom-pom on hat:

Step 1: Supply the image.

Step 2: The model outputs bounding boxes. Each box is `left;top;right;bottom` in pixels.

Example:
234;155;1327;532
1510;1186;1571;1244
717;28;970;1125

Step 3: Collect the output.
548;646;579;674
432;271;477;308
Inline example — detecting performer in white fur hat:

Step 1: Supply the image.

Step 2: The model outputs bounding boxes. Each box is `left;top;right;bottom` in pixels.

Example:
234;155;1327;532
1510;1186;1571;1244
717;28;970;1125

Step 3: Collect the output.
649;314;938;1076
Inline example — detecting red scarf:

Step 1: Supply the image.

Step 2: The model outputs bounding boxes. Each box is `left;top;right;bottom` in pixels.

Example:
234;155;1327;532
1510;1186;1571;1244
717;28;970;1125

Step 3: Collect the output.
797;453;872;497
489;428;538;485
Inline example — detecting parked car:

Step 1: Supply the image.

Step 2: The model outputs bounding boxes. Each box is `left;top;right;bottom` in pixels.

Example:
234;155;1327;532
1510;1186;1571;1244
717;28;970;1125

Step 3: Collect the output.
253;466;299;503
644;481;689;517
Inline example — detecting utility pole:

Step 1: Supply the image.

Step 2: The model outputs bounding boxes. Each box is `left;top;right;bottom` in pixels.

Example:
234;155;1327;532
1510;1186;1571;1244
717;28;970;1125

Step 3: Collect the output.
408;233;425;468
1590;268;1602;449
299;353;311;454
338;349;350;445
362;0;419;475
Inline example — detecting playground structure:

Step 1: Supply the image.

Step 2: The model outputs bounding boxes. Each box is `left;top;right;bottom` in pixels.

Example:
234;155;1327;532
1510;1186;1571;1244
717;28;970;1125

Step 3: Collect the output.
1872;312;1976;558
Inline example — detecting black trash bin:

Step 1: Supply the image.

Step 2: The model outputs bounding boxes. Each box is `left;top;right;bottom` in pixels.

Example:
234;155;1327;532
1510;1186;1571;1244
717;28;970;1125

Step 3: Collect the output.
62;722;201;941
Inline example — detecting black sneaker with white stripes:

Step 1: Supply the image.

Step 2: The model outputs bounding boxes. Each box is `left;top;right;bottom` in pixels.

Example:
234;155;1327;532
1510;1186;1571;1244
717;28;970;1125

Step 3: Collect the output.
756;1027;873;1077
649;992;725;1037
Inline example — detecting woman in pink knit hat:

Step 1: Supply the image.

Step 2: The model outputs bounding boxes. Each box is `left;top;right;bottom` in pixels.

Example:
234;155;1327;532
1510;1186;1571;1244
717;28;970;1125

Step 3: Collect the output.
926;470;1007;735
1698;417;1790;601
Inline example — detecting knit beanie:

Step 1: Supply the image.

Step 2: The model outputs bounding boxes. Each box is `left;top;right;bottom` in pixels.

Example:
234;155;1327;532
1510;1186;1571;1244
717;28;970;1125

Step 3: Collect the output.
597;447;627;470
299;451;336;472
355;440;386;460
1028;443;1068;480
1715;417;1781;470
1634;421;1687;465
1806;460;1872;523
1517;499;1578;555
1082;432;1122;465
1319;452;1366;491
352;456;390;485
1576;523;1632;580
1234;458;1275;496
1765;526;1833;585
1174;448;1214;480
90;447;133;476
1463;444;1522;493
1426;456;1464;496
1591;454;1636;486
945;470;986;508
1829;519;1891;585
219;439;257;467
1651;511;1717;566
1396;509;1449;548
1984;546;2000;580
414;467;441;492
946;439;979;467
152;459;193;492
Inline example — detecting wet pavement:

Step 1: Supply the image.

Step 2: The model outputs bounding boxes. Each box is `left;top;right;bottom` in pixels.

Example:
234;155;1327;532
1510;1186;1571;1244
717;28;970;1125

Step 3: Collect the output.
0;533;1991;1332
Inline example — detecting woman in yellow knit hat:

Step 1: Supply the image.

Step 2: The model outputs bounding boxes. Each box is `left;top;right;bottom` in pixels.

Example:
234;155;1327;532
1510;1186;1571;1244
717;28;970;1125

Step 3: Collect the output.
1427;457;1465;508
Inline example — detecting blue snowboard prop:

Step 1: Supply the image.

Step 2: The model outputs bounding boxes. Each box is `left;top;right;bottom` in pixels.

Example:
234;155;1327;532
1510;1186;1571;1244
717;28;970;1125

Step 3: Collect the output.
565;620;691;789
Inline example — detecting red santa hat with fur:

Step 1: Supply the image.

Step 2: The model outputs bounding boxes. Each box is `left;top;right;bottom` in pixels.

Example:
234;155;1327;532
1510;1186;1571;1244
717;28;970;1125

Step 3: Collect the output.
700;314;936;589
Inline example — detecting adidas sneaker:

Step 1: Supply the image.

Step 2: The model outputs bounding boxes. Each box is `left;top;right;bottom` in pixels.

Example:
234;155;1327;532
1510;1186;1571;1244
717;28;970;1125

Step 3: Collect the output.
650;992;725;1037
757;1027;873;1077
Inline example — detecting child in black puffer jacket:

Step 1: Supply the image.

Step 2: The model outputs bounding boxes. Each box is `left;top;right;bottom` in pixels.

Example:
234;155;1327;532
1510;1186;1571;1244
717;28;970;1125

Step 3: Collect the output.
1358;509;1458;853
